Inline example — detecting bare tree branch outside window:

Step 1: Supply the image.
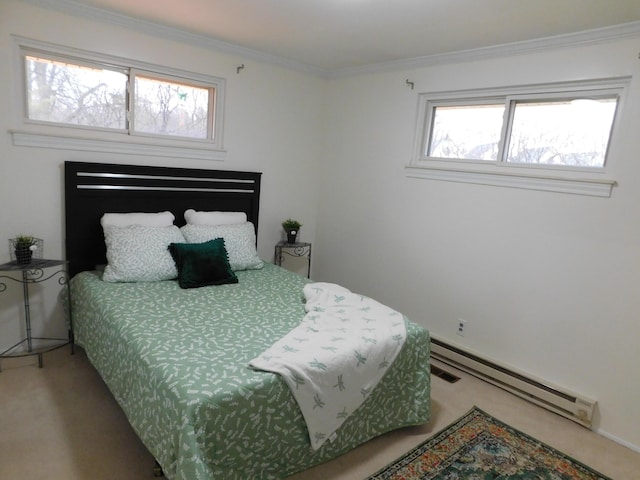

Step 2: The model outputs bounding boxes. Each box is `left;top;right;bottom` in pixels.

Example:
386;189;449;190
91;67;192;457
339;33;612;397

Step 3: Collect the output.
424;97;617;168
26;56;126;130
134;75;209;139
23;54;215;142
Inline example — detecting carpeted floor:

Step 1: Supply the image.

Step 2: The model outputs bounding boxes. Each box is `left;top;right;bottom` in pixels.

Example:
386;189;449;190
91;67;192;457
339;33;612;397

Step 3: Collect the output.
1;348;639;479
368;406;611;479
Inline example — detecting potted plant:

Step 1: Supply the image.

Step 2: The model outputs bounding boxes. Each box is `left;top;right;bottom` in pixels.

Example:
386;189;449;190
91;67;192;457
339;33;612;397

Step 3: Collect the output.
282;218;302;244
12;235;38;265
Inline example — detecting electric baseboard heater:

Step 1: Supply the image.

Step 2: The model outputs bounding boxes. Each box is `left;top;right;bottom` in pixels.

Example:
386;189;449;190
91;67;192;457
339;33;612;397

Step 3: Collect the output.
430;336;596;428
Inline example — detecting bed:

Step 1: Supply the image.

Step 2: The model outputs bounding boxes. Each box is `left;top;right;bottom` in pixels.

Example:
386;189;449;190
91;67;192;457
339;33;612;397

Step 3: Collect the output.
64;161;431;479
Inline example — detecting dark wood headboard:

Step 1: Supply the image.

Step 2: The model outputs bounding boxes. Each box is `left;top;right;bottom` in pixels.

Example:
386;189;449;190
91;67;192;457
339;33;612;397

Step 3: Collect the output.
64;161;262;277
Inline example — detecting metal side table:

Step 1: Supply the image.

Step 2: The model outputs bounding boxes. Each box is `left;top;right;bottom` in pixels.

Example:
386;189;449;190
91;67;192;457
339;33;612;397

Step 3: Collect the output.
0;259;73;371
274;241;312;278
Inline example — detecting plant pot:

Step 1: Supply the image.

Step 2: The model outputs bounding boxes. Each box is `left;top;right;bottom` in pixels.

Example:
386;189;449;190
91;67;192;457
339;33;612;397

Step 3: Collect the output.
15;247;33;265
285;228;298;244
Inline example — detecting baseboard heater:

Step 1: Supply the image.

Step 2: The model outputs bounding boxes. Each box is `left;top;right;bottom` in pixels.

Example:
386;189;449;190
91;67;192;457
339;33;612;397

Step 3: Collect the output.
430;337;596;428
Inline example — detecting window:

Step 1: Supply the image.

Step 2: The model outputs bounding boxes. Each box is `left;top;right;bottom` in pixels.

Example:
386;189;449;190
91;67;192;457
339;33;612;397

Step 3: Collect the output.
26;55;128;130
408;78;628;197
12;37;226;160
132;72;214;139
427;103;505;161
25;53;217;142
504;98;616;168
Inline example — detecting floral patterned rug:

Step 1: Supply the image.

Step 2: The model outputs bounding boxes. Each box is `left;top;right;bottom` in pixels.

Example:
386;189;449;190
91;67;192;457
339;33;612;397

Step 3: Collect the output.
368;406;610;479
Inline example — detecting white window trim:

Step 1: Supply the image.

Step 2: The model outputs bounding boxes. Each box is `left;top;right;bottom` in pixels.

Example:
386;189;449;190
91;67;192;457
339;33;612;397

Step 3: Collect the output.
406;78;630;197
10;35;227;161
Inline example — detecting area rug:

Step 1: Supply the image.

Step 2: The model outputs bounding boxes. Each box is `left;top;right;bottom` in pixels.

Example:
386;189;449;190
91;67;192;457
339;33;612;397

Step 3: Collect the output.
368;406;610;479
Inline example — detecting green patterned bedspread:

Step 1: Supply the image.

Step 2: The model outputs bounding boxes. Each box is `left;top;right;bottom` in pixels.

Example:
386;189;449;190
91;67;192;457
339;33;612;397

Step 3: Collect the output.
70;264;431;479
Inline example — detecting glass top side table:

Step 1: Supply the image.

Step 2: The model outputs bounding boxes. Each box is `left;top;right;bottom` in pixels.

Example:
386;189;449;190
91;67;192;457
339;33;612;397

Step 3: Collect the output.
0;259;74;371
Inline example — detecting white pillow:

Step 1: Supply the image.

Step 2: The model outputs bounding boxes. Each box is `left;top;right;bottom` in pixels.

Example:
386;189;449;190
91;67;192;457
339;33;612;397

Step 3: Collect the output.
184;209;247;226
100;211;175;228
102;225;185;282
180;222;263;271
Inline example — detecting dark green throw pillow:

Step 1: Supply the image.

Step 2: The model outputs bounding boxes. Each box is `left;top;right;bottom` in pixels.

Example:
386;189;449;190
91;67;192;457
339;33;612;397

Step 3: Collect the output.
168;238;238;289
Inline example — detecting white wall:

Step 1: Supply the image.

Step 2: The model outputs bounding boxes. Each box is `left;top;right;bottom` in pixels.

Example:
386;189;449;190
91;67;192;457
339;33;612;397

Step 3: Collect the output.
0;2;324;348
314;39;640;448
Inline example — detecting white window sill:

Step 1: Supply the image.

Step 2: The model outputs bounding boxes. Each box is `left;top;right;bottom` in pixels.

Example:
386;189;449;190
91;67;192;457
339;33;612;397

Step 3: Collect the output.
10;130;227;162
404;163;617;197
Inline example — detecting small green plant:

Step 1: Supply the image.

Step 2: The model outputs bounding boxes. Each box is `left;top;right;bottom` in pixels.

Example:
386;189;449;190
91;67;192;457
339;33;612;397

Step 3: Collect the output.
282;218;302;229
14;235;36;248
13;235;38;264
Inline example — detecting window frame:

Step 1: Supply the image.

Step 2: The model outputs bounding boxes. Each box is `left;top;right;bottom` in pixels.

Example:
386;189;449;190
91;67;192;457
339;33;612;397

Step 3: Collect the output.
11;36;226;161
128;69;217;141
424;97;506;163
23;51;130;134
408;78;629;197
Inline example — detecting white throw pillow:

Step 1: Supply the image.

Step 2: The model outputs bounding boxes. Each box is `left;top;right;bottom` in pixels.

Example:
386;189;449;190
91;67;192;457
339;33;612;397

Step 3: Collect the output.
184;209;247;226
102;225;185;282
101;211;175;228
180;222;263;271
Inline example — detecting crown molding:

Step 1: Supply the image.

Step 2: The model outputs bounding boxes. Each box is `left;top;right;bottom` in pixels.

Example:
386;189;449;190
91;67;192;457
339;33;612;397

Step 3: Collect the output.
20;0;640;80
331;21;640;79
20;0;330;78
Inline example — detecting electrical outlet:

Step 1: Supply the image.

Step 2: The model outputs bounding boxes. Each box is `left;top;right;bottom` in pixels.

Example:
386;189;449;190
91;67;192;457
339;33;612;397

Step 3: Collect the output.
457;319;467;336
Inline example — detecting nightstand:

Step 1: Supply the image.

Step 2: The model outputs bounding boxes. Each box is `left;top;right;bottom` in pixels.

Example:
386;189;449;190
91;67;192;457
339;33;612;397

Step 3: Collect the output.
0;259;73;371
274;241;312;278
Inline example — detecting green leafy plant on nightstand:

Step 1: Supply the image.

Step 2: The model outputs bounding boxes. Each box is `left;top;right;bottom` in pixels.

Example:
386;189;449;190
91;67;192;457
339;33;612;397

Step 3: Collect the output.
11;235;38;265
282;218;302;244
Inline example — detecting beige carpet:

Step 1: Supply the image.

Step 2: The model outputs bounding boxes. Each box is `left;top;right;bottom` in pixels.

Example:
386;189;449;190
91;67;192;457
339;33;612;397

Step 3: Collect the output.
1;347;638;479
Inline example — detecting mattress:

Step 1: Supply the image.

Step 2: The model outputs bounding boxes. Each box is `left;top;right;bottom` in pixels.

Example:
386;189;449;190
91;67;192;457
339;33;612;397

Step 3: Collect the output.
70;263;431;479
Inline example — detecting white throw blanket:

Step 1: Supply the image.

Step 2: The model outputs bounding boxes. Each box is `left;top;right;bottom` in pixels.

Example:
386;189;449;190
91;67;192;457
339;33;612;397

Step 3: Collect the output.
249;282;407;450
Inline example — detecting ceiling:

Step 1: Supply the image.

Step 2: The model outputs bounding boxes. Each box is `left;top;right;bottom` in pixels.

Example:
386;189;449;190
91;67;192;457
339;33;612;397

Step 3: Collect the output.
46;0;640;72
